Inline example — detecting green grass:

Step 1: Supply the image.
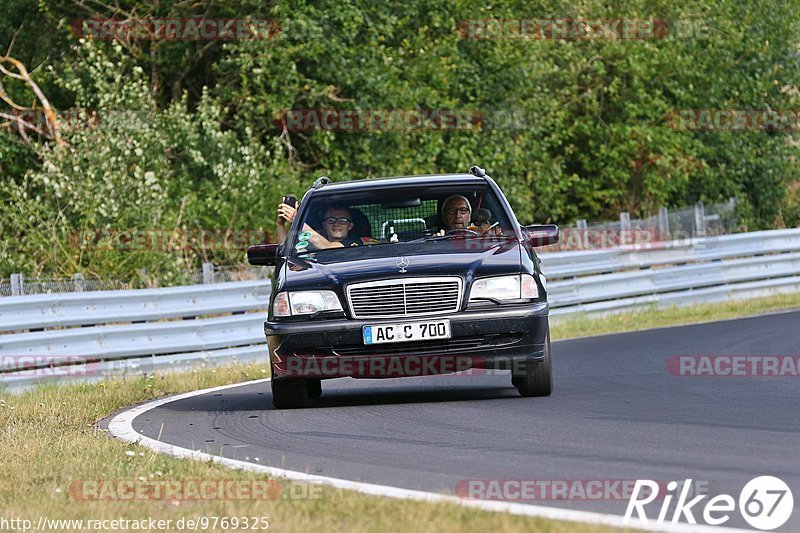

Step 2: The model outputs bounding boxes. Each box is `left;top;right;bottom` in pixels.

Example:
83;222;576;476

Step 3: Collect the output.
3;291;800;532
0;367;634;533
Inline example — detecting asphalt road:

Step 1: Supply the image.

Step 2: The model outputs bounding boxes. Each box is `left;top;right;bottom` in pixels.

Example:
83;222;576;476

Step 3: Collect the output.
129;311;800;530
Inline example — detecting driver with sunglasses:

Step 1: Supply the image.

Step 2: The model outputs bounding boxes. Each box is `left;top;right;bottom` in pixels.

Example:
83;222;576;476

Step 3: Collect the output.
434;194;473;236
435;194;502;236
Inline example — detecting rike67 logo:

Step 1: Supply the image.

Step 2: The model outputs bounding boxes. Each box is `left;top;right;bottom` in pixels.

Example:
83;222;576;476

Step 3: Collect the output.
625;476;793;530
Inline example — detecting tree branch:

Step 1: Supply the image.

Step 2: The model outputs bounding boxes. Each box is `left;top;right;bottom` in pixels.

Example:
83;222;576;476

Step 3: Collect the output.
0;82;28;110
0;111;48;136
0;55;66;150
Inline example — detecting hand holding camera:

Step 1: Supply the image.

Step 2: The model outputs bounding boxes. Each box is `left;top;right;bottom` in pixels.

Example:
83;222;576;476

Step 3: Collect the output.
277;195;298;227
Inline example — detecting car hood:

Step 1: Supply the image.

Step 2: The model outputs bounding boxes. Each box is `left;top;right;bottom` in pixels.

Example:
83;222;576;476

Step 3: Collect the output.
279;239;523;290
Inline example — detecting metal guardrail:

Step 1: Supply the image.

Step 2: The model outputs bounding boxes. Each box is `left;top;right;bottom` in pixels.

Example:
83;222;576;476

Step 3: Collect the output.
550;276;800;316
0;345;268;389
0;280;272;390
2;228;799;390
547;252;800;307
0;313;265;363
0;280;269;332
539;228;800;279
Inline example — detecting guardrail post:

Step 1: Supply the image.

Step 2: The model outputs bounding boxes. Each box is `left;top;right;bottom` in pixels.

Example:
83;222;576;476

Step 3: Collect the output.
576;219;588;249
694;202;706;238
202;263;214;284
73;273;85;292
10;273;23;296
620;212;631;231
620;212;631;245
657;207;669;240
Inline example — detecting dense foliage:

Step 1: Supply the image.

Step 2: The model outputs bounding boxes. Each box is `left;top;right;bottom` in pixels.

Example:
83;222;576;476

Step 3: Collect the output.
1;0;798;280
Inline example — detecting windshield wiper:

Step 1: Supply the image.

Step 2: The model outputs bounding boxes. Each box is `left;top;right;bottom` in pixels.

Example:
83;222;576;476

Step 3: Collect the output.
414;233;479;243
402;235;446;244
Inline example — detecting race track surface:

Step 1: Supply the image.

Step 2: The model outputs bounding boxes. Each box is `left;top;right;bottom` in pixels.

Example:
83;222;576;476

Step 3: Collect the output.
129;311;800;530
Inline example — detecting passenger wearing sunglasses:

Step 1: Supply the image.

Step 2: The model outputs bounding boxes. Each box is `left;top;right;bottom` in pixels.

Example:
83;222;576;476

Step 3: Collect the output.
276;199;361;250
312;206;361;248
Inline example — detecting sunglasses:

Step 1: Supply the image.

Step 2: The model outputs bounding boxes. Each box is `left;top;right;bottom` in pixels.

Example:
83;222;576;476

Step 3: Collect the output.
323;216;352;225
445;207;470;215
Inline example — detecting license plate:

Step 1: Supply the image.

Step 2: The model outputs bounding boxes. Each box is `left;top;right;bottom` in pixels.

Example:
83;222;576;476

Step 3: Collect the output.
363;319;451;345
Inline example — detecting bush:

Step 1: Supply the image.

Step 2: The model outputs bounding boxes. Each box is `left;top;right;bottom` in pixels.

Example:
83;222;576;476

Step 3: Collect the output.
0;42;303;282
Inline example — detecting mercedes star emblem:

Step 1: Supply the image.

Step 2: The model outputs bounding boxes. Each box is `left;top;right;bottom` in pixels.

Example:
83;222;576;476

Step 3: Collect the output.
396;256;410;273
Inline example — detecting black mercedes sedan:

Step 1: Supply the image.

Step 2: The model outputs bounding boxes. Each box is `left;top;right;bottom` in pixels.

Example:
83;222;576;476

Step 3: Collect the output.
249;166;558;408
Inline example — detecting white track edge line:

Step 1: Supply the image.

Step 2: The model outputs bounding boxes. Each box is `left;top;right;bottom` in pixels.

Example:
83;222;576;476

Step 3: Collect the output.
107;378;752;533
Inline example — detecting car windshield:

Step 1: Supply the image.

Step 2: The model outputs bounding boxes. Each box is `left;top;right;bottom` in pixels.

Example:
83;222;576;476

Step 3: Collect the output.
290;184;515;258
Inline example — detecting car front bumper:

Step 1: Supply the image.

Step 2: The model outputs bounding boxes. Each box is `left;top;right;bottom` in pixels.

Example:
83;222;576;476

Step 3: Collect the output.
265;302;550;380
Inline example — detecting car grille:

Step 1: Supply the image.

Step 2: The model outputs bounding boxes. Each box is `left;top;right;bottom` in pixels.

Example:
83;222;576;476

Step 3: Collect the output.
347;277;462;319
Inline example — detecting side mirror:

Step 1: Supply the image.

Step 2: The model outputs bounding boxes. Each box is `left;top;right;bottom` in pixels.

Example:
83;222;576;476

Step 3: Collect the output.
248;244;281;266
523;224;559;247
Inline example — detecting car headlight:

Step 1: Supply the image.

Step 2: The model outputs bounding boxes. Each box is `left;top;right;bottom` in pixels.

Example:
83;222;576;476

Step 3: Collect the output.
469;274;539;302
273;291;343;317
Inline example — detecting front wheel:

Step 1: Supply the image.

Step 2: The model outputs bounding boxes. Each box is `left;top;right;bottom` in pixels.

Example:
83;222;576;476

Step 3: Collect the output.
512;331;553;397
272;379;309;409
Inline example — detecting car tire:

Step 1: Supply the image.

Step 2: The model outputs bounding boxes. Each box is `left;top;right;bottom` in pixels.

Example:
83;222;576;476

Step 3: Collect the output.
512;330;553;397
306;379;322;400
271;379;308;409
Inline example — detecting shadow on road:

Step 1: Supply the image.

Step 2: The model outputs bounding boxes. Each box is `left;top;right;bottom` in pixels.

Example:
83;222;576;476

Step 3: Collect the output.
158;375;530;412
